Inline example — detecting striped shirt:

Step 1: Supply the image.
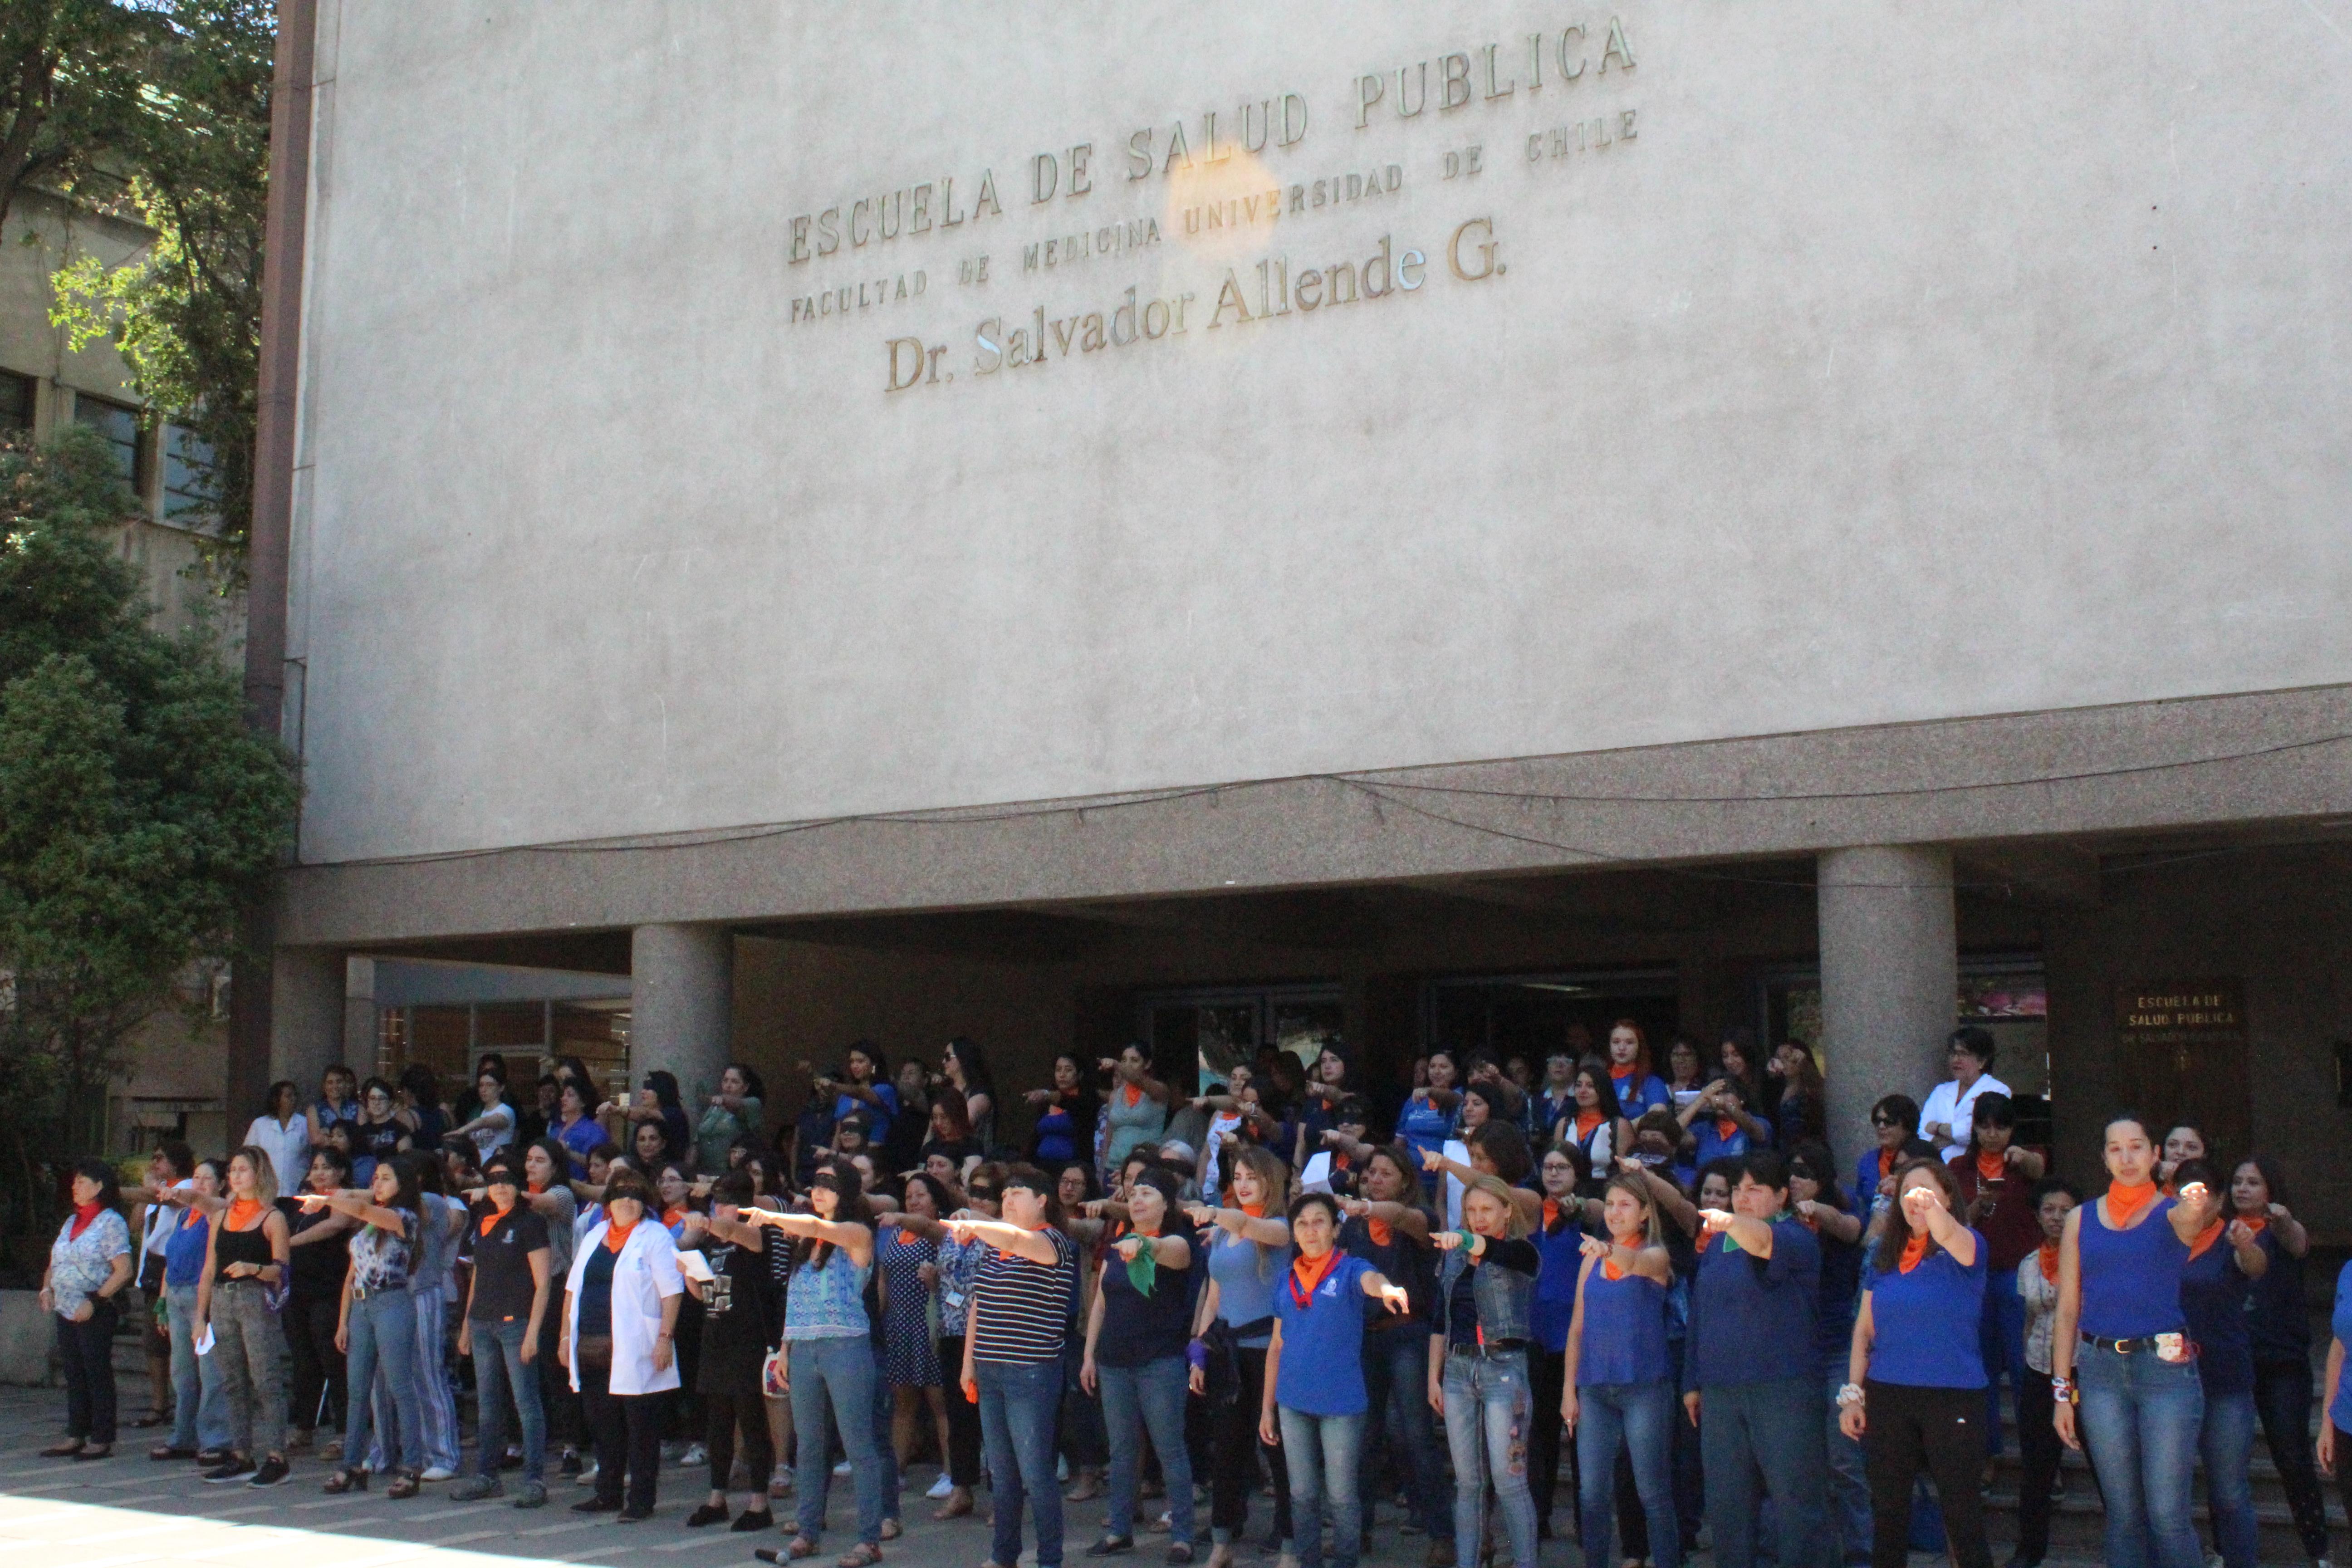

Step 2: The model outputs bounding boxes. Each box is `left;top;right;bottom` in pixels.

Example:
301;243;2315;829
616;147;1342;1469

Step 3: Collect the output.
970;1227;1078;1365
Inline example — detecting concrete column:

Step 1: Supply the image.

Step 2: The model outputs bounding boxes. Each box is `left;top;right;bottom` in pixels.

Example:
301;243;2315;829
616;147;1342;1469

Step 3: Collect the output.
632;923;733;1109
268;946;346;1108
1818;846;1957;1163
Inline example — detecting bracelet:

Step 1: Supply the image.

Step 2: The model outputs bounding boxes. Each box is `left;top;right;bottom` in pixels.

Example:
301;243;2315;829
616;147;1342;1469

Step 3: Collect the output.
1834;1383;1864;1409
2049;1375;2078;1405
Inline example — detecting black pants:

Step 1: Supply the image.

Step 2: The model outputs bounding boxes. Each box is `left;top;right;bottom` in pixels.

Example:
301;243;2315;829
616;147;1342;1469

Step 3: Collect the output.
2013;1372;2063;1563
2255;1358;2332;1562
57;1300;120;1444
284;1291;347;1435
1526;1346;1577;1538
580;1361;667;1514
1060;1331;1108;1468
1862;1382;1990;1568
537;1314;580;1450
706;1366;775;1494
938;1335;983;1486
2336;1427;2352;1542
1210;1346;1291;1545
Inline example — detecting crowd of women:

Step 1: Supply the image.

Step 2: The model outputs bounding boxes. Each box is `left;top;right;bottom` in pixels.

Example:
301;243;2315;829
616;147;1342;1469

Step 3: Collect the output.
34;1027;2352;1568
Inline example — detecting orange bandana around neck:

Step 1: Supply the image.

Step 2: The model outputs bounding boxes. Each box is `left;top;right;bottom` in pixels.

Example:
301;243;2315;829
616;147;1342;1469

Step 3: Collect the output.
1239;1202;1266;1218
226;1198;264;1229
1898;1233;1929;1274
1878;1148;1898;1179
2187;1220;2225;1260
1121;1083;1142;1107
2237;1213;2269;1234
1542;1198;1563;1232
1715;1117;1739;1142
2106;1181;2158;1226
1574;1110;1603;1139
1364;1216;1394;1247
2037;1239;2060;1281
1976;1151;2007;1181
1289;1248;1339;1305
603;1219;638;1253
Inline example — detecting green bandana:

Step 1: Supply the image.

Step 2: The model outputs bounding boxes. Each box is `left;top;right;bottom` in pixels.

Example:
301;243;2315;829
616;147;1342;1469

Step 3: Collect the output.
1125;1241;1158;1297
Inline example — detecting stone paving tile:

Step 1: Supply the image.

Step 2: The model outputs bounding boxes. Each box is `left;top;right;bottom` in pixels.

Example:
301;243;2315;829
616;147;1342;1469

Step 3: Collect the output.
0;1382;2114;1568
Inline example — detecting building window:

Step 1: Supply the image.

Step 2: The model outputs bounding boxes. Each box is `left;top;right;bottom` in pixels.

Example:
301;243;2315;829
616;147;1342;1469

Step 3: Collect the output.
0;372;31;434
74;395;142;490
163;422;218;526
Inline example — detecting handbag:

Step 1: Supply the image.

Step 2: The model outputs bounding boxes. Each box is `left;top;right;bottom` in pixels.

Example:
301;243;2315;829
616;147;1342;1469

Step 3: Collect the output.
575;1333;614;1370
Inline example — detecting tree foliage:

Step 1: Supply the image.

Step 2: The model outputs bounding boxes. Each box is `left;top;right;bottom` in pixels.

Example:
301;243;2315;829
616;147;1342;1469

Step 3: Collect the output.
0;426;298;1230
50;0;272;564
0;0;143;232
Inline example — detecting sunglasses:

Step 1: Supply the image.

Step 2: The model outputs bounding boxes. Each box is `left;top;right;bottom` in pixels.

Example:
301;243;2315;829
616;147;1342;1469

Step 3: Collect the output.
1870;1115;1899;1127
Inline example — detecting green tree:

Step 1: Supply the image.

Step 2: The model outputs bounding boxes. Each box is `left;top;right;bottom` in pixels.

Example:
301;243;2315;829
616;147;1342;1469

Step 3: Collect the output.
0;426;298;1238
50;0;272;563
0;0;141;231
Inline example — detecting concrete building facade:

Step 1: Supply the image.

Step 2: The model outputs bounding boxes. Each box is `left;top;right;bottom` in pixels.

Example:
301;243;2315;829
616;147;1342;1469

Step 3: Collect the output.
255;1;2352;1228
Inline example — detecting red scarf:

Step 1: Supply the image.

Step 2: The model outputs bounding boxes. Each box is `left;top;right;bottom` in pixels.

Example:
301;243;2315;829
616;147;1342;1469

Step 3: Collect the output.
1289;1248;1339;1307
1898;1233;1929;1274
2106;1180;2158;1226
68;1200;105;1240
2187;1220;2225;1260
1715;1117;1739;1142
2037;1239;2060;1282
1574;1109;1603;1140
1331;1152;1351;1172
1976;1150;2007;1181
225;1198;265;1230
1121;1083;1142;1108
478;1205;509;1238
603;1218;639;1254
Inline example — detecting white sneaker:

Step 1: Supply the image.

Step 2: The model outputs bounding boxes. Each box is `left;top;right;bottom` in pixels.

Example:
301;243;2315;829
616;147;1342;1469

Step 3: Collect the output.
833;1459;854;1476
421;1465;457;1482
681;1443;708;1468
926;1474;955;1499
573;1461;599;1487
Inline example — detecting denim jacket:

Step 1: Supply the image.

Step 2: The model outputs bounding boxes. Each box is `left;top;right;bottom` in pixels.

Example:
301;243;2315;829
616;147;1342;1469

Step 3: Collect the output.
1437;1241;1536;1348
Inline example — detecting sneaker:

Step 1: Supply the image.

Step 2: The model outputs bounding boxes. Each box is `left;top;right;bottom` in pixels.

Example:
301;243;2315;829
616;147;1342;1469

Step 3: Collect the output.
513;1481;549;1509
834;1459;854;1476
247;1457;292;1488
926;1475;956;1500
195;1447;233;1466
559;1449;582;1477
681;1443;709;1468
203;1457;256;1483
572;1496;623;1513
449;1476;504;1501
421;1464;458;1481
319;1439;344;1462
574;1461;601;1487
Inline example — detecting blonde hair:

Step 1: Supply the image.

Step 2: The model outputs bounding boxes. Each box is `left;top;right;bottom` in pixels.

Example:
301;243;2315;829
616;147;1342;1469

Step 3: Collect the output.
1463;1174;1529;1239
1226;1146;1294;1275
230;1144;279;1206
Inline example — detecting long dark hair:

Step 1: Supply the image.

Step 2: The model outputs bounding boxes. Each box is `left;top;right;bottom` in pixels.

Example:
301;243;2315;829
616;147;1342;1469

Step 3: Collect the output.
945;1036;995;1094
2234;1153;2290;1213
797;1158;875;1273
644;1070;683;1111
1572;1058;1625;1123
1785;1139;1849;1213
68;1156;121;1211
725;1061;766;1102
1872;1158;1962;1275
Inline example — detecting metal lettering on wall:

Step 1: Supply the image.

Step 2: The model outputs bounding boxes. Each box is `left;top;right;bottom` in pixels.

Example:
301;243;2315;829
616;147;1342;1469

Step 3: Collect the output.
769;20;1645;392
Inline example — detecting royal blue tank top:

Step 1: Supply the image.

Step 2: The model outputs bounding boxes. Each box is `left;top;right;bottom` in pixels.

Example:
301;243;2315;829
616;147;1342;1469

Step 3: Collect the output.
2078;1195;2188;1340
1576;1265;1671;1387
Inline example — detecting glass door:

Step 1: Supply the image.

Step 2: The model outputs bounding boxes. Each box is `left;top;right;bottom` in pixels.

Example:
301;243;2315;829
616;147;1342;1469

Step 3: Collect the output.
1140;985;1344;1093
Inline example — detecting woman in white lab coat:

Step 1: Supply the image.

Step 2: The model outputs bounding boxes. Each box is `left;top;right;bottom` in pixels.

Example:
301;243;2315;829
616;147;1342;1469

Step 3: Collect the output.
559;1167;684;1521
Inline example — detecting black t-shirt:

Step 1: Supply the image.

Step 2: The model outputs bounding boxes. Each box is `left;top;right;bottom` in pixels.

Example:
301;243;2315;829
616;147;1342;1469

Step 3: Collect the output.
466;1206;551;1323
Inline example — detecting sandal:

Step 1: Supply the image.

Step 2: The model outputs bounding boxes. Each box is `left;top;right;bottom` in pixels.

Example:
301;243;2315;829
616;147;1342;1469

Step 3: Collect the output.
932;1488;974;1521
322;1467;368;1494
39;1440;86;1458
879;1519;902;1541
837;1544;884;1568
786;1538;823;1561
387;1470;423;1499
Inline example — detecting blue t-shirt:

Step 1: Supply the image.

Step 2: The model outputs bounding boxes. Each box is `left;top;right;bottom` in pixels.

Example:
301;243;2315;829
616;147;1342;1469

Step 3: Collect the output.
1577;1264;1672;1387
1608;1070;1675;1122
1686;1217;1819;1390
1863;1234;1988;1389
556;1115;604;1179
2330;1260;2352;1434
1687;1117;1758;1175
1207;1229;1280;1348
834;1083;899;1142
1531;1220;1585;1353
1396;1092;1451;1171
1272;1253;1373;1416
2179;1234;2256;1397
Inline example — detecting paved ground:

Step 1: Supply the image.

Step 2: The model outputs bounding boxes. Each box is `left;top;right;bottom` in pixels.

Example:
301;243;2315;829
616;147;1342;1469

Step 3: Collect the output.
0;1381;2105;1568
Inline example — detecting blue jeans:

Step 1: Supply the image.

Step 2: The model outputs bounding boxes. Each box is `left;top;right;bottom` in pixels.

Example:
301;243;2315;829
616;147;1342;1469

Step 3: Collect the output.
2076;1339;2205;1568
470;1317;546;1482
1978;1266;2027;1457
1278;1408;1363;1568
1101;1357;1195;1545
1575;1382;1680;1568
1361;1325;1447;1536
1821;1369;1872;1564
2197;1387;2257;1568
978;1358;1065;1568
164;1284;229;1451
1441;1350;1538;1568
789;1335;886;1545
870;1347;900;1521
344;1286;424;1472
1696;1377;1833;1568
